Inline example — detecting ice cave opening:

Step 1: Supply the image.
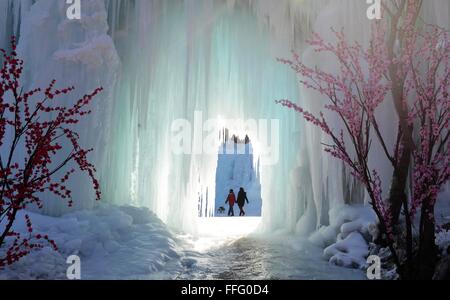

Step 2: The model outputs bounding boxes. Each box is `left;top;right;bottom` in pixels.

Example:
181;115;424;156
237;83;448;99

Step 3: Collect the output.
196;128;263;238
212;132;262;219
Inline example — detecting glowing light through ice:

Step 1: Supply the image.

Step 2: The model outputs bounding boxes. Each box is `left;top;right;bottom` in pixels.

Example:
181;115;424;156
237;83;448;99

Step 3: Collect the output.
189;217;261;251
198;217;261;236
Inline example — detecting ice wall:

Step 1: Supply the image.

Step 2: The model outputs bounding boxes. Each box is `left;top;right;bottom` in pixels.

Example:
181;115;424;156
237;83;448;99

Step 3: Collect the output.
101;0;450;234
0;0;31;51
98;0;372;233
3;0;448;235
101;0;303;232
4;0;120;215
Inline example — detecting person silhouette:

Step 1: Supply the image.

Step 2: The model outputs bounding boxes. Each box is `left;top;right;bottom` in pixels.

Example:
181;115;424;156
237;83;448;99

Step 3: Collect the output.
237;187;249;216
225;189;236;216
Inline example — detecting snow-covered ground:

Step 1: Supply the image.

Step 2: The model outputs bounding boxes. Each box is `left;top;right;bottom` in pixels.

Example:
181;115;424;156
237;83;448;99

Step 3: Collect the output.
309;205;379;269
1;198;448;280
0;204;365;280
0;205;181;280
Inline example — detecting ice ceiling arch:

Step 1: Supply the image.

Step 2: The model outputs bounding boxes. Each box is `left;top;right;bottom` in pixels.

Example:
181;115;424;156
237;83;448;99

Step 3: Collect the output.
2;0;448;235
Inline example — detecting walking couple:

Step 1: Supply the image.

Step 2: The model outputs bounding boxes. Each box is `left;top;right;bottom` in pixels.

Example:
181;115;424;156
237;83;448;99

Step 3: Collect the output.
225;188;249;217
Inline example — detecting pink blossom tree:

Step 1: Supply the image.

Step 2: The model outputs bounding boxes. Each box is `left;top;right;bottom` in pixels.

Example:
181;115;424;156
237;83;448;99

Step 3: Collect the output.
277;1;449;279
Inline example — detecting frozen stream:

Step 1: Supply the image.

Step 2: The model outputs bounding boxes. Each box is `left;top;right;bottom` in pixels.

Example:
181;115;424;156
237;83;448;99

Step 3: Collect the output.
150;218;365;280
174;237;365;280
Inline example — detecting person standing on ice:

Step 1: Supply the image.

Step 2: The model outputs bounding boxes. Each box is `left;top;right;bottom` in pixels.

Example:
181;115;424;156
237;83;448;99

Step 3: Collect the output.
237;187;249;216
225;189;236;216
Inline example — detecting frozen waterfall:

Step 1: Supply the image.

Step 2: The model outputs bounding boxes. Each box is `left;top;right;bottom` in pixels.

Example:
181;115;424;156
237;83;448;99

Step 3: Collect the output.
2;0;448;236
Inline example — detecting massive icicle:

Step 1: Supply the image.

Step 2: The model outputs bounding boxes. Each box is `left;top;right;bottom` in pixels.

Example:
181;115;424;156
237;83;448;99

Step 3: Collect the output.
13;0;120;215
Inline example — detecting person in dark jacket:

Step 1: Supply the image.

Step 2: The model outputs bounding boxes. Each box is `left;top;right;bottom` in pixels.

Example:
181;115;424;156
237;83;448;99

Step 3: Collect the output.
237;187;249;216
225;189;236;216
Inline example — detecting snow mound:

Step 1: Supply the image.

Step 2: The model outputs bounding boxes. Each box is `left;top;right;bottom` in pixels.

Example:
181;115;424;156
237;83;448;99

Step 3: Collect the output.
0;247;67;280
324;232;368;268
0;204;181;280
309;205;378;269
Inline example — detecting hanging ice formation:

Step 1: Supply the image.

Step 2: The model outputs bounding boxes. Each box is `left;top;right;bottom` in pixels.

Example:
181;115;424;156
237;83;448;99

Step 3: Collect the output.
1;0;448;235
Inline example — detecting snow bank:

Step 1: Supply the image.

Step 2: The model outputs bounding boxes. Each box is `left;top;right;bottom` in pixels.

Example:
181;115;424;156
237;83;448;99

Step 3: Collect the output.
309;205;378;269
0;204;181;280
324;232;369;268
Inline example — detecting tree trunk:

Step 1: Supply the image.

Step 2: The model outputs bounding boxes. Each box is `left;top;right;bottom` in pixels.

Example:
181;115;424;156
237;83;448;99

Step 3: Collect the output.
387;144;412;222
417;200;438;279
385;0;420;223
386;60;414;224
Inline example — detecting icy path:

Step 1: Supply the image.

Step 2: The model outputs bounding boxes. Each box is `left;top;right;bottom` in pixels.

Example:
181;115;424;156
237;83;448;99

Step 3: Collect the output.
173;236;365;280
151;218;365;280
